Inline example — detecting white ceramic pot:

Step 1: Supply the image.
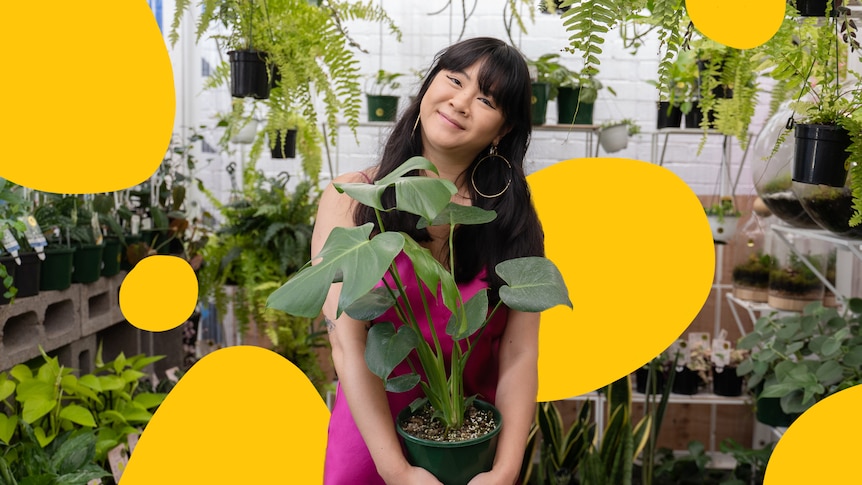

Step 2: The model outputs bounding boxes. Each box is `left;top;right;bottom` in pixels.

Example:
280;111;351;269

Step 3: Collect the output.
599;123;629;153
231;119;258;144
708;215;740;243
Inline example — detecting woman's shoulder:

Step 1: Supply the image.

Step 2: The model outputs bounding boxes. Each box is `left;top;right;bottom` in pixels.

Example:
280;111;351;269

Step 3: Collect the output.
331;169;376;185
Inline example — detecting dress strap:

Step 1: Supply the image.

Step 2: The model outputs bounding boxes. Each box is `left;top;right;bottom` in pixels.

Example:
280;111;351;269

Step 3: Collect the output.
359;171;373;184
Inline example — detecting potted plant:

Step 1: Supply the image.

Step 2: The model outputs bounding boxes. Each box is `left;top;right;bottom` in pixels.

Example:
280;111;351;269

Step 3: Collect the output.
34;195;104;285
0;178;30;303
766;237;829;312
598;118;641;153
710;339;749;397
533;400;594;485
529;54;610;126
736;298;862;425
366;69;404;122
649;49;699;129
265;157;571;483
704;197;741;244
170;0;401;180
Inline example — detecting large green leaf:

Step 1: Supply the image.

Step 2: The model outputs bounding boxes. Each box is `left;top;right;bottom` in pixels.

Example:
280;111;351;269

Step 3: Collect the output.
497;257;572;312
364;322;419;381
0;376;15;402
267;224;404;318
51;431;98;474
446;289;489;340
344;287;396;321
335;157;456;222
417;203;497;228
22;398;56;424
14;380;54;403
0;414;17;445
58;405;96;427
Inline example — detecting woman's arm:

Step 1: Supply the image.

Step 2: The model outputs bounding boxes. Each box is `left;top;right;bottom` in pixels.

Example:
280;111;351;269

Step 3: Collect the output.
316;174;442;484
469;309;540;485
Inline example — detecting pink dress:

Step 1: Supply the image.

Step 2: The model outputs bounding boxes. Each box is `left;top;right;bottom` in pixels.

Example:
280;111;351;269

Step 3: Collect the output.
323;252;509;484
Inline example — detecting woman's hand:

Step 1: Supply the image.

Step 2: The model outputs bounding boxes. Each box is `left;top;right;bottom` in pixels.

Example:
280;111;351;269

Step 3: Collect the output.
383;465;444;485
467;469;515;485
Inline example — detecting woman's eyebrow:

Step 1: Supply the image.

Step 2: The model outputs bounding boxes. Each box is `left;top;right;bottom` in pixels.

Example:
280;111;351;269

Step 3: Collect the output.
449;68;471;81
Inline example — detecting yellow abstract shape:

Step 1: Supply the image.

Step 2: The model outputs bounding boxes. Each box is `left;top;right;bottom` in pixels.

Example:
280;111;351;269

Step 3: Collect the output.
1;2;174;193
121;346;330;484
686;0;785;49
529;158;714;401
119;256;197;332
764;385;862;483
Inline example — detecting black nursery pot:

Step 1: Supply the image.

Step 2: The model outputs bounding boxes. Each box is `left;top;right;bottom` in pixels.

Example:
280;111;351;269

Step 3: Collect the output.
671;367;702;395
13;252;41;298
684;101;705;129
271;129;298;159
794;0;842;16
228;50;271;99
793;124;851;187
657;101;683;129
712;366;744;397
635;367;667;394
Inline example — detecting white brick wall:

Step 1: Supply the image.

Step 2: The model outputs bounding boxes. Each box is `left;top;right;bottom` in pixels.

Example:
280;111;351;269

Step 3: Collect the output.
164;0;771;210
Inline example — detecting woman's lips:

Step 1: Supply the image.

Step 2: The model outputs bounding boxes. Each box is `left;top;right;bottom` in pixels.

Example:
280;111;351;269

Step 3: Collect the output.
438;112;464;130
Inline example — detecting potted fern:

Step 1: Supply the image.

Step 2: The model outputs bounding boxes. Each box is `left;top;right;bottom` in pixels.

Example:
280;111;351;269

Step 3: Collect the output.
266;157;571;484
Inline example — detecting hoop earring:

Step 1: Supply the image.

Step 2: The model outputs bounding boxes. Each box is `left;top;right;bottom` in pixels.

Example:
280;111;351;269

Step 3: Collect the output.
411;115;421;139
471;145;512;198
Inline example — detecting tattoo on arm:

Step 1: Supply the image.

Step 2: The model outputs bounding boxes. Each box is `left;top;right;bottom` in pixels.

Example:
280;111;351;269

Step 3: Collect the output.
325;316;336;333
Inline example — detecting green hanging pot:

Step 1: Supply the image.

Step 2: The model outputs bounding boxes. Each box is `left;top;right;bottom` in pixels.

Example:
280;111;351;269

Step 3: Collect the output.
40;246;75;291
557;87;594;125
396;400;502;485
72;243;104;284
366;94;399;122
531;82;549;126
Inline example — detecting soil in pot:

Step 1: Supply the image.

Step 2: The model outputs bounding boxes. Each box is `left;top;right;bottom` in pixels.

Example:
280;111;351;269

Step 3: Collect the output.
401;403;497;442
732;254;772;302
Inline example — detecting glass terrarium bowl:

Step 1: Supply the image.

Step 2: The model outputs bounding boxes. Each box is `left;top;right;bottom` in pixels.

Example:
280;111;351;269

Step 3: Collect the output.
752;103;819;229
792;172;862;239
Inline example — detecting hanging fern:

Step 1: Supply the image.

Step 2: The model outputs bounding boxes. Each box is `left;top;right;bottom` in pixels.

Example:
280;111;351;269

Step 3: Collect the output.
560;0;618;77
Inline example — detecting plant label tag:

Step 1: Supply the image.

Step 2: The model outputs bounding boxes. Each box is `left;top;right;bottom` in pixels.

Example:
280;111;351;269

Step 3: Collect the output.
688;332;711;352
19;215;47;260
141;216;152;231
667;339;690;369
2;226;21;264
127;432;139;454
108;443;129;481
87;480;103;485
712;338;732;369
131;214;141;235
90;212;103;246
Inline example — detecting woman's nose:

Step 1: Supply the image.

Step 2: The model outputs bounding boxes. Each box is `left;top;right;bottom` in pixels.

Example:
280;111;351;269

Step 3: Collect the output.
450;90;471;114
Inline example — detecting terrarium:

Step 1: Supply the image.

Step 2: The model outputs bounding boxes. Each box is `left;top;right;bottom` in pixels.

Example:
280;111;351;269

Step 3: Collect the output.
792;167;862;239
752;103;819;229
767;232;829;311
731;213;775;302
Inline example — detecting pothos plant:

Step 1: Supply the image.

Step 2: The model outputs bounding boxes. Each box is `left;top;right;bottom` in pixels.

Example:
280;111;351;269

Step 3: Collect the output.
266;157;572;433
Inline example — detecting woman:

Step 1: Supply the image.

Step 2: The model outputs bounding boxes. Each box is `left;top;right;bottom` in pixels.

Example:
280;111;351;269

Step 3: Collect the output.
318;37;544;484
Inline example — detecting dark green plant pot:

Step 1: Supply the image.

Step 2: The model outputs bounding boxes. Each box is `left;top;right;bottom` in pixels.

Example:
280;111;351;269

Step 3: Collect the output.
366;94;399;121
656;101;682;129
397;400;502;485
0;255;17;304
794;0;841;16
13;251;41;298
72;243;104;284
40;246;75;291
101;237;122;277
141;229;171;255
793;123;850;187
557;87;594;125
755;392;799;427
531;82;550;126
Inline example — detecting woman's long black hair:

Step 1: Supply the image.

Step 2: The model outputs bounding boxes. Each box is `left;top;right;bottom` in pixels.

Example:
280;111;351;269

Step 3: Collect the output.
354;37;544;296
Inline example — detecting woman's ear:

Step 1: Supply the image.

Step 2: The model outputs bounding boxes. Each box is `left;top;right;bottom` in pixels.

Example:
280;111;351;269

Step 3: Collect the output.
494;124;513;146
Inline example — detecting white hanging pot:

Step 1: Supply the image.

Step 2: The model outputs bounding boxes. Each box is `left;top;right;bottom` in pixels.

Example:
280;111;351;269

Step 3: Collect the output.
599;123;629;153
231;119;258;144
708;215;740;243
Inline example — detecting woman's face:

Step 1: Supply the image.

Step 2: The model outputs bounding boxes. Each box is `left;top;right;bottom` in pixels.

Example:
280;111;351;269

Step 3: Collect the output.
419;61;509;163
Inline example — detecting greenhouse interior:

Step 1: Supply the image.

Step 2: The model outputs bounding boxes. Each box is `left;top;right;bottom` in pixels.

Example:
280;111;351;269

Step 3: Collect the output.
2;0;862;484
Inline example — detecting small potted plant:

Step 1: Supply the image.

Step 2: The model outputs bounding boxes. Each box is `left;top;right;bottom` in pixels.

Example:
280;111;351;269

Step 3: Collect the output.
710;338;749;397
650;49;700;129
266;157;571;483
732;252;776;303
704;196;741;244
366;69;404;122
530;54;611;125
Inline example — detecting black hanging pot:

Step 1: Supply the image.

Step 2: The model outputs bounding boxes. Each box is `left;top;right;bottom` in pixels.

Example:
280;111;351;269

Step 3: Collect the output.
271;129;298;159
656;101;682;129
793;0;842;16
228;50;271;99
792;123;851;187
13;251;41;298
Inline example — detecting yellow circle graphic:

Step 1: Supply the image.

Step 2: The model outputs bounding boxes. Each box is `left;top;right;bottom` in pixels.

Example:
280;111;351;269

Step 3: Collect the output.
121;346;330;483
764;385;862;483
686;0;785;49
527;158;715;401
119;255;198;332
1;2;175;193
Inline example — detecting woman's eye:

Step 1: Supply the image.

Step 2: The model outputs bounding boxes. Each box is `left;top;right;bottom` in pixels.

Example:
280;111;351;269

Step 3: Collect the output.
479;98;496;109
447;75;462;86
